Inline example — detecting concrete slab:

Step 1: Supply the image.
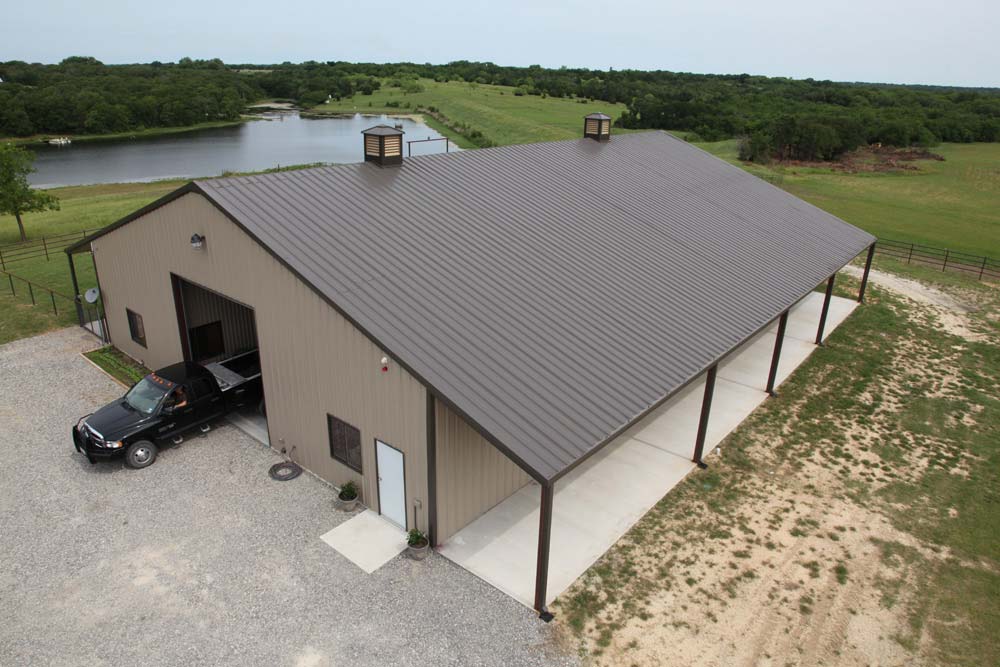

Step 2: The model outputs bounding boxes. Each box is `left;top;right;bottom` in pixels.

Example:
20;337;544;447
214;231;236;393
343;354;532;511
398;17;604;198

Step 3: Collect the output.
320;509;407;574
440;292;859;608
226;409;270;446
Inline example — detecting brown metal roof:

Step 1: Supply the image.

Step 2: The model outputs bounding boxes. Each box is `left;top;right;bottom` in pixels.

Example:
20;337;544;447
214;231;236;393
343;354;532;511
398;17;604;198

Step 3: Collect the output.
78;131;875;482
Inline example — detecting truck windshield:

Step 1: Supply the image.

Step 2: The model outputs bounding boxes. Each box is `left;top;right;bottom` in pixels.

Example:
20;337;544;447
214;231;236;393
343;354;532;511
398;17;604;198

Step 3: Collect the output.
124;377;170;415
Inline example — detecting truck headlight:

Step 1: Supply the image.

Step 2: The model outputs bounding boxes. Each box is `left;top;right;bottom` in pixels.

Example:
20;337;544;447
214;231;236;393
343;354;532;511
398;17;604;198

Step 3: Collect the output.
105;440;123;449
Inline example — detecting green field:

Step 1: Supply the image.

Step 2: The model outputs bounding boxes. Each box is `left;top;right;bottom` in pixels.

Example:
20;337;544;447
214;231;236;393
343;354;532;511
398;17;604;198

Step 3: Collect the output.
0;180;182;343
0;178;183;298
693;140;1000;258
312;78;632;148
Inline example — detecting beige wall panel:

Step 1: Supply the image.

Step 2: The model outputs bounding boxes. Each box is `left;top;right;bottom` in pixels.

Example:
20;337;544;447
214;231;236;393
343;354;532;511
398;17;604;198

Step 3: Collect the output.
93;193;428;529
434;400;531;543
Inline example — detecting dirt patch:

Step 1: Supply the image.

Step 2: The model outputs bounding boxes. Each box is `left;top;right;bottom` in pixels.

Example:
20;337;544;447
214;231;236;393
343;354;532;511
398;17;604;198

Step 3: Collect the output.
771;147;944;174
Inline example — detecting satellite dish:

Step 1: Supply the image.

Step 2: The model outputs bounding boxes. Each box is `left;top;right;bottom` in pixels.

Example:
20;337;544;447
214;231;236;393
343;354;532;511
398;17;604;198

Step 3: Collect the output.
84;287;100;304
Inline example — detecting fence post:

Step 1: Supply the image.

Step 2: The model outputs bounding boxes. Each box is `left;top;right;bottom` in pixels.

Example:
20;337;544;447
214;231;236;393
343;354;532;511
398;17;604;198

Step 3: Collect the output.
42;237;49;261
0;248;4;271
942;249;949;272
28;283;35;305
979;256;988;281
907;243;914;264
8;274;14;297
50;292;58;315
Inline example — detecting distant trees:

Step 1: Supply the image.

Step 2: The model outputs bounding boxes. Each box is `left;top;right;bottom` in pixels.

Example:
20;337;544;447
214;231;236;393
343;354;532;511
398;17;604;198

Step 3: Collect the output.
253;63;381;103
0;58;257;137
0;144;59;241
1;58;998;162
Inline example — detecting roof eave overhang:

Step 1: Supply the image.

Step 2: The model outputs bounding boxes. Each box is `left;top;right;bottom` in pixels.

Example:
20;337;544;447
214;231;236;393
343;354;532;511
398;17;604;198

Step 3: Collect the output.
547;239;875;485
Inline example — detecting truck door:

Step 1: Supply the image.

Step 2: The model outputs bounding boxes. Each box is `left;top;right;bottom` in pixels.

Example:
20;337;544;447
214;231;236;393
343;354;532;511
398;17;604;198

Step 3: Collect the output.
161;385;198;436
188;376;225;422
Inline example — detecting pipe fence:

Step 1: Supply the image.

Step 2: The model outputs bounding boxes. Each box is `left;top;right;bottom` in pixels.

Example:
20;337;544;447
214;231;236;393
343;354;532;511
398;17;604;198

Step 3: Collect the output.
875;238;1000;281
0;230;91;269
1;267;107;341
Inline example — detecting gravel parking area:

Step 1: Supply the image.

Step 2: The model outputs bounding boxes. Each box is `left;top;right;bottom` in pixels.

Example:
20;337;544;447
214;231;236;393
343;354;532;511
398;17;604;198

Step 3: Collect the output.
0;328;576;667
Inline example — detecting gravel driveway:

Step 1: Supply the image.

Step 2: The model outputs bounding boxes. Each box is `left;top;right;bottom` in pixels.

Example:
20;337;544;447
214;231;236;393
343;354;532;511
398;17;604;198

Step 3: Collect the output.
0;328;576;667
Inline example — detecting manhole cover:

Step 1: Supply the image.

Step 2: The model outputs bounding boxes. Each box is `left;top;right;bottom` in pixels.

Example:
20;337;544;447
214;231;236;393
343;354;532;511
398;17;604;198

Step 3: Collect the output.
269;461;302;481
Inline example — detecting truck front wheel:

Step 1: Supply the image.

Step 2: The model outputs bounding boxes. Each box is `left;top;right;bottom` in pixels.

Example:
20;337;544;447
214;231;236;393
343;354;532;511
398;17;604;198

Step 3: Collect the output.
125;440;158;469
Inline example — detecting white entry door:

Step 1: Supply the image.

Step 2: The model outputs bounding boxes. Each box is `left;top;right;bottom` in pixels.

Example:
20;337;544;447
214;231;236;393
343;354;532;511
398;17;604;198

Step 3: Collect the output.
376;440;406;529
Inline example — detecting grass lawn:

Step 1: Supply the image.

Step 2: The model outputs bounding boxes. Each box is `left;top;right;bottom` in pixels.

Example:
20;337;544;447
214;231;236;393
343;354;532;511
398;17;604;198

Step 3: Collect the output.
0;180;182;247
556;268;1000;666
0;180;182;344
693;139;1000;258
311;78;632;148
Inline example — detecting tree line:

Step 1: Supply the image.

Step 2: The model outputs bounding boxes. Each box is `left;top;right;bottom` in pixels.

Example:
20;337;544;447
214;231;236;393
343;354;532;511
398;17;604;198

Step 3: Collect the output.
2;58;998;162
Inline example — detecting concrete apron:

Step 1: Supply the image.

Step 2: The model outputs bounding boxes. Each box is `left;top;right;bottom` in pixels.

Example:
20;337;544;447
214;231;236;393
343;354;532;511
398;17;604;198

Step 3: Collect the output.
438;291;858;608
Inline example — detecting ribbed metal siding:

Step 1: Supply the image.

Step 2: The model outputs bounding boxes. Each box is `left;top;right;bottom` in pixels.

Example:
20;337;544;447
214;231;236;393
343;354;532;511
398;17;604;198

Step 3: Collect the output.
185;131;874;482
435;400;531;543
179;280;257;359
92;193;428;528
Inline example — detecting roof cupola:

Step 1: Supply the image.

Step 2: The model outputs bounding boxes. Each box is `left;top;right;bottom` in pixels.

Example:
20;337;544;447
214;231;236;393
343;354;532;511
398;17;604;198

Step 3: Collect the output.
583;113;611;141
362;125;405;167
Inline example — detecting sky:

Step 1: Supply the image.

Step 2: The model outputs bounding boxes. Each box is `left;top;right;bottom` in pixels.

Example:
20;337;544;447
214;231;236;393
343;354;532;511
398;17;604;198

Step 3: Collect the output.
4;0;998;87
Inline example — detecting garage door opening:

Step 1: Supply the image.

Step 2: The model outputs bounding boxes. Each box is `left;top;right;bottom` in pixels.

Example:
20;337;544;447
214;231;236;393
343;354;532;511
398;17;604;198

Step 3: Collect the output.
170;274;269;446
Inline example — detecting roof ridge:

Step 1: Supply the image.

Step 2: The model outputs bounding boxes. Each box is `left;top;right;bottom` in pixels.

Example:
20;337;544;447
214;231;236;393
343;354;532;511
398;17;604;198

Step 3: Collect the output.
195;130;670;188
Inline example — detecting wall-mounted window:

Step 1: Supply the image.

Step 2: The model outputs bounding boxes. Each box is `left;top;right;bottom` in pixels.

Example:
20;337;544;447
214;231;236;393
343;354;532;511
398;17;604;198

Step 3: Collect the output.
328;414;362;473
126;309;146;348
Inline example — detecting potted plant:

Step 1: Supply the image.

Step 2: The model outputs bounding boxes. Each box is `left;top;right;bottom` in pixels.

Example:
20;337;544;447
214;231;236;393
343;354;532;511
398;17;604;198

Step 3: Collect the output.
407;529;430;560
337;480;360;511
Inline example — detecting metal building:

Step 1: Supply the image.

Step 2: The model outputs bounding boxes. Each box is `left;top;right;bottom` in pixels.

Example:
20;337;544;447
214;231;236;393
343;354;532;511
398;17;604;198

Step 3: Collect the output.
67;120;876;617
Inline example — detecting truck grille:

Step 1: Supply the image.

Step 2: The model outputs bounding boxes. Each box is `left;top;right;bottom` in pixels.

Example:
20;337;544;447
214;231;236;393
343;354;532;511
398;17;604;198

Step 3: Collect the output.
84;423;105;446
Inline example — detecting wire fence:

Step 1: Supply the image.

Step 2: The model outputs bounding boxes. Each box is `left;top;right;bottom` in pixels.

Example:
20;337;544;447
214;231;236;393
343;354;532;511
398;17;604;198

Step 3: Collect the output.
875;238;1000;281
0;230;92;269
1;267;107;341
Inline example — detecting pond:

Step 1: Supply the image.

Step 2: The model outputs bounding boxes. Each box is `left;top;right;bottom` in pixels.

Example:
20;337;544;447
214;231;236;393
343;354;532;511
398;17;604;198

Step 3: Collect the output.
27;112;452;188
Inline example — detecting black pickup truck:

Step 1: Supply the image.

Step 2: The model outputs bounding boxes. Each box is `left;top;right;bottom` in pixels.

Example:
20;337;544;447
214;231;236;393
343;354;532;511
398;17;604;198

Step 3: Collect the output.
73;350;264;468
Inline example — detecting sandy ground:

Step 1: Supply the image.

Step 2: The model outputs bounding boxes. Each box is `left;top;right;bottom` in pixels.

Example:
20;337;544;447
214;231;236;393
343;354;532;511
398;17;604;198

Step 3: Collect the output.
842;265;982;340
554;270;989;666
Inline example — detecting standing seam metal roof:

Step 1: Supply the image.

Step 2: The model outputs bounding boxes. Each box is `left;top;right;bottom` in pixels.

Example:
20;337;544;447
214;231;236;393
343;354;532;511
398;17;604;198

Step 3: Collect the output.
170;131;868;482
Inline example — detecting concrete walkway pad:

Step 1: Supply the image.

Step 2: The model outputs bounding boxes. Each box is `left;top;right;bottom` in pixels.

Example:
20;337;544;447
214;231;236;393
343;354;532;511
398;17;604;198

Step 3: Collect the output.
320;510;407;574
440;291;858;608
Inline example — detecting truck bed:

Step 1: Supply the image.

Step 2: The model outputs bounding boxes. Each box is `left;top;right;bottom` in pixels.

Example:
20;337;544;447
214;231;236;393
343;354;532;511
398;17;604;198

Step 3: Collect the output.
204;349;261;392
